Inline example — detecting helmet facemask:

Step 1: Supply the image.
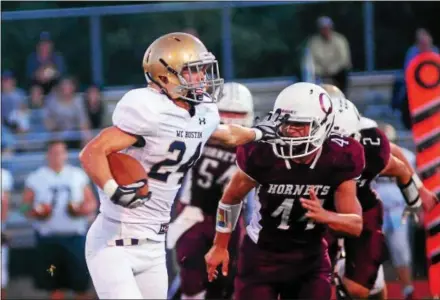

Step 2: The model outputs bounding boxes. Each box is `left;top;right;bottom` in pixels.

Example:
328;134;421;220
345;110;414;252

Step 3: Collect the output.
160;52;224;104
270;114;334;159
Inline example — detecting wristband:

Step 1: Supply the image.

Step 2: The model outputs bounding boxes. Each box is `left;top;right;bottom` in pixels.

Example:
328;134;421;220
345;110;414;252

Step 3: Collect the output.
103;179;118;198
252;128;263;141
399;177;422;207
412;173;423;189
216;202;243;233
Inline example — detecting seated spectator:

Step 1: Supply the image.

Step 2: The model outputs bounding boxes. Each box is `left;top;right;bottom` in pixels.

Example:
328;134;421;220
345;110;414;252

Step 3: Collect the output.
26;31;66;95
44;77;91;148
83;84;105;129
307;16;352;93
1;70;26;129
28;84;46;109
8;102;30;134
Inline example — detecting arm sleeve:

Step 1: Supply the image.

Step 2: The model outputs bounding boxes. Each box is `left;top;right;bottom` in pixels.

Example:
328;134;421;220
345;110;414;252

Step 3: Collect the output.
112;90;159;137
336;139;366;185
368;128;392;175
77;169;90;188
24;173;38;192
236;143;260;183
2;170;14;192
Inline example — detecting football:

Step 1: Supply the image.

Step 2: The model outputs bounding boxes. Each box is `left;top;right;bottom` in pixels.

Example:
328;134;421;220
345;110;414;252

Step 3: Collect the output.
107;152;149;196
33;203;53;219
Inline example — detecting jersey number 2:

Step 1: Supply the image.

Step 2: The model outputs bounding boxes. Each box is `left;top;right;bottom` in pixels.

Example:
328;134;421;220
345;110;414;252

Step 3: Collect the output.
149;141;202;184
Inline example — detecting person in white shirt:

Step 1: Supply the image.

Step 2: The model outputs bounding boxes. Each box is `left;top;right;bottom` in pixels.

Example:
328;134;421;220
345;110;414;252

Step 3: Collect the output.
1;168;13;299
79;32;280;299
22;140;97;299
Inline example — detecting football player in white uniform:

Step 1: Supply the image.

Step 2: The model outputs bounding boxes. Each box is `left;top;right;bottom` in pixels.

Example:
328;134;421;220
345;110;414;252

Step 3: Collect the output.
1;168;13;299
80;32;278;299
22;140;97;299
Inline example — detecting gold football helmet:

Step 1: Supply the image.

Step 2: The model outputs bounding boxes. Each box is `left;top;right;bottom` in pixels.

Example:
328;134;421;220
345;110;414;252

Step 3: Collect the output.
320;84;346;100
143;32;224;103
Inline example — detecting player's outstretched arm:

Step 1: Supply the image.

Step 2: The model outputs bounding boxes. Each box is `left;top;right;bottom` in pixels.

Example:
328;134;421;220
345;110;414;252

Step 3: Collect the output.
209;109;285;147
79;126;138;190
205;169;257;281
209;124;259;148
390;143;414;172
380;154;438;211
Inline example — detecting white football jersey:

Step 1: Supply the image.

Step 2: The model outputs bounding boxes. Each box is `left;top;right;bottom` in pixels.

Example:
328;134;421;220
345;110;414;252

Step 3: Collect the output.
25;165;90;236
99;87;220;241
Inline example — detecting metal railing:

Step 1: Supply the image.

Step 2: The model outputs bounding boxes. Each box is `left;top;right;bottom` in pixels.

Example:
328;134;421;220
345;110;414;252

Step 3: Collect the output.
2;1;377;85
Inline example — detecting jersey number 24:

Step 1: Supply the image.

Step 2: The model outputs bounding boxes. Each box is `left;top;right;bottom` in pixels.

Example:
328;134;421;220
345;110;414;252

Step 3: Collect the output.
149;141;202;184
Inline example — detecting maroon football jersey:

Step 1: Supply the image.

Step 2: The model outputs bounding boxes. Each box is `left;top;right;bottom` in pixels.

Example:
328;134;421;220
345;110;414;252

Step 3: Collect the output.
356;127;391;211
237;134;365;252
182;143;237;216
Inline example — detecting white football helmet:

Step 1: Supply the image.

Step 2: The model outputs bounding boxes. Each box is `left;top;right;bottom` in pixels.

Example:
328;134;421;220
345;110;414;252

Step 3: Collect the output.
270;82;335;159
331;96;362;140
359;116;378;130
216;82;254;127
321;84;346;106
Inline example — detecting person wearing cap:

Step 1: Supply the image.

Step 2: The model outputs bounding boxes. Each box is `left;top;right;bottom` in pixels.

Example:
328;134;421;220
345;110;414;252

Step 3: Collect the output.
307;16;352;94
26;31;66;95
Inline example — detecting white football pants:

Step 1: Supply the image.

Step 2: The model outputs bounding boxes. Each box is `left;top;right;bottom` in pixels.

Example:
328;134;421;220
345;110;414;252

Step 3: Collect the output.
1;245;8;288
85;214;168;299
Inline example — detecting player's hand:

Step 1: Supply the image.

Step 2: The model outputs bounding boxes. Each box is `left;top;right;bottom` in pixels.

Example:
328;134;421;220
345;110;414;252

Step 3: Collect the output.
253;109;289;143
67;202;89;217
419;186;439;212
401;205;421;224
300;188;329;224
110;180;152;209
205;245;229;282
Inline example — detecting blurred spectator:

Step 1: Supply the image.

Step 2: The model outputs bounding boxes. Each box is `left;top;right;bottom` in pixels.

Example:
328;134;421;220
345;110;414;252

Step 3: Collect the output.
8;102;30;134
83;84;105;129
1;168;13;299
44;77;91;148
21;140;97;300
1;70;26;128
373;123;415;299
400;28;439;129
1;126;16;156
28;84;46;109
183;27;199;38
26;31;66;95
404;28;439;71
307;16;352;93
